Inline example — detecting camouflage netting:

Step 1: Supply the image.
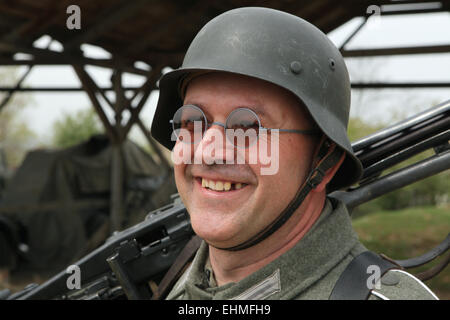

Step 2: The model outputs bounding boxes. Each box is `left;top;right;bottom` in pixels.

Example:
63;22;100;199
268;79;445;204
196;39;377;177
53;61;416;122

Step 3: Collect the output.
0;134;176;276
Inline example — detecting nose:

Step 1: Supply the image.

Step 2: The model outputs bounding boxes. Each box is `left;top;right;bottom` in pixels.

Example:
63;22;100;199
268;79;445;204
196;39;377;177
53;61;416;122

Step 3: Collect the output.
194;122;234;165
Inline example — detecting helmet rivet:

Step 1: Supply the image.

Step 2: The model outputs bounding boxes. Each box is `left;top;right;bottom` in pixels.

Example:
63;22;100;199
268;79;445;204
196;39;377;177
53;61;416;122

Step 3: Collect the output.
329;58;336;70
290;61;302;74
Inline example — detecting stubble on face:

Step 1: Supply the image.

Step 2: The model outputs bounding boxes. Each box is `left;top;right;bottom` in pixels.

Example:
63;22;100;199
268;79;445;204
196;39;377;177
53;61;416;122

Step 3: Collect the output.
174;72;317;248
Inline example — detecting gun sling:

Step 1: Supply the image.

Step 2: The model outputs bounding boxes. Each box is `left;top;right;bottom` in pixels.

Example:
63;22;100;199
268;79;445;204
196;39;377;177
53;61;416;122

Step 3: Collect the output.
153;235;202;300
154;239;401;300
329;251;400;300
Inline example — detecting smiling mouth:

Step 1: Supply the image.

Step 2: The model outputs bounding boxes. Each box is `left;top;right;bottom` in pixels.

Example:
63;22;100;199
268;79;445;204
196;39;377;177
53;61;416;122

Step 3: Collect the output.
198;177;248;192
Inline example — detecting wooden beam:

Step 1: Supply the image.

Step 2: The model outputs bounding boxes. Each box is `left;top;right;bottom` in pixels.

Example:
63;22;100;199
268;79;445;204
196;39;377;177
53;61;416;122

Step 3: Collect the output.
379;7;447;16
73;65;118;144
136;119;171;171
0;41;151;76
0;86;141;92
110;144;124;232
0;39;52;112
290;0;334;19
126;0;207;55
121;65;163;140
0;66;33;112
339;17;367;50
351;82;450;88
342;44;450;57
113;70;126;114
64;0;149;51
0;0;75;43
80;71;170;171
314;5;349;32
112;69;126;139
321;7;366;34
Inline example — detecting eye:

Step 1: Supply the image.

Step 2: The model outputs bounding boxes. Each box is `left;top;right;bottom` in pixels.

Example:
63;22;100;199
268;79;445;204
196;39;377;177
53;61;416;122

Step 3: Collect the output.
181;117;203;131
173;105;206;133
226;108;260;132
236;120;259;131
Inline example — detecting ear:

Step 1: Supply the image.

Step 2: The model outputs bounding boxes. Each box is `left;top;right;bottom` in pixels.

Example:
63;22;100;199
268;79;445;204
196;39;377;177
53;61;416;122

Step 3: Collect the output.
312;151;346;193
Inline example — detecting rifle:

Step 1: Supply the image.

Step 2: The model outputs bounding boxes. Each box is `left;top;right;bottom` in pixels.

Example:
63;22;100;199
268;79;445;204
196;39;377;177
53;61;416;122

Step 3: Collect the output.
4;100;450;300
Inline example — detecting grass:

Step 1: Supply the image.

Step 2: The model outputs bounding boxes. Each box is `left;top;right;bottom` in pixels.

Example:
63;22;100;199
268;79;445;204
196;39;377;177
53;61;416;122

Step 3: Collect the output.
352;205;450;300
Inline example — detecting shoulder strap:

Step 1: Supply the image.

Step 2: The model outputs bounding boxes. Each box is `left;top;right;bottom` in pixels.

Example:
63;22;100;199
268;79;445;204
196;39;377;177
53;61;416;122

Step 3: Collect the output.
219;139;344;251
152;235;202;300
329;251;400;300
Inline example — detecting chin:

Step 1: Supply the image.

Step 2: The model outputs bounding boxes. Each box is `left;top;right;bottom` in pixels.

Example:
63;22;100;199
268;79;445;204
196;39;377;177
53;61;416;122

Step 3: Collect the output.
190;210;242;245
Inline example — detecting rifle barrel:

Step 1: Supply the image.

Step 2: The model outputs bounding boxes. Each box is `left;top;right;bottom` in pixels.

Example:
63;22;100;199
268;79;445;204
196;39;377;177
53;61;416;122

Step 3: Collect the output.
362;129;450;179
331;150;450;210
352;99;450;153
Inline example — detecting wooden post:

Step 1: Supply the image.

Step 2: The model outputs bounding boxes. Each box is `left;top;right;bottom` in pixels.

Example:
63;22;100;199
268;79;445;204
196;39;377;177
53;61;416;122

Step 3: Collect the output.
110;144;124;232
110;69;125;232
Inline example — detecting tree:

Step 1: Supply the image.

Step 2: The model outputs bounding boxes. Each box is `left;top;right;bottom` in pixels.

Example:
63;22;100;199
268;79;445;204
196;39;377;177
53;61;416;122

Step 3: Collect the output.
52;108;104;148
0;67;36;169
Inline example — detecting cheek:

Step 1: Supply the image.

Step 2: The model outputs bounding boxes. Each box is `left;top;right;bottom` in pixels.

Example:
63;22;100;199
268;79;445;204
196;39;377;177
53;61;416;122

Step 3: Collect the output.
244;140;303;211
174;163;188;193
260;137;312;195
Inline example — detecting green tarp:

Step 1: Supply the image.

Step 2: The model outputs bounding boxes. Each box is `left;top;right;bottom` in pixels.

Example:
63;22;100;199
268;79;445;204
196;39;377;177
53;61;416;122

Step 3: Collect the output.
0;135;176;276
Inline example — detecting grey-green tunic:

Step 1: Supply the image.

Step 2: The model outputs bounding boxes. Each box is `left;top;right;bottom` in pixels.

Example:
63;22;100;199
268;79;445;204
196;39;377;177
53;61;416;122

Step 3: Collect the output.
167;198;439;300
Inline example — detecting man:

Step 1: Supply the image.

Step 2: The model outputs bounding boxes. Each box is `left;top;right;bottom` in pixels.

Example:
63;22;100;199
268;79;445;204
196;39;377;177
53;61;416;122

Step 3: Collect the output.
150;7;438;300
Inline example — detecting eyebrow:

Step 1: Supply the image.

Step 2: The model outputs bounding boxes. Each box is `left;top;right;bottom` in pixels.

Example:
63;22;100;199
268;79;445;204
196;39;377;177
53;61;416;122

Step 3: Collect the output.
183;100;274;124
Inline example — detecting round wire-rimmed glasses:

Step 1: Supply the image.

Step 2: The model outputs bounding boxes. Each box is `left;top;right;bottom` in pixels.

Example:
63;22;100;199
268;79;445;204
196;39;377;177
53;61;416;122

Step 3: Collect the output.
170;104;320;148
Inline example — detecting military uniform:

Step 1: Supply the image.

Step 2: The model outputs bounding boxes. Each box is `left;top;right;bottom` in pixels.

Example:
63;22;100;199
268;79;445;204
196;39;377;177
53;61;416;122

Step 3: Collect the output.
166;198;438;300
150;7;440;301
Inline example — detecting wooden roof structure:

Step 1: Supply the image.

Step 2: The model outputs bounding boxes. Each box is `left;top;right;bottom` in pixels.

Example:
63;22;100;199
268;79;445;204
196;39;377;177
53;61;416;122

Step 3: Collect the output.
0;0;449;231
1;0;450;75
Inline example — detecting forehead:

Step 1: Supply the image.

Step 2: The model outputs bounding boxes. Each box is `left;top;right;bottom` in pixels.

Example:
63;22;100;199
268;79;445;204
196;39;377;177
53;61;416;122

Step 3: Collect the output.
183;72;309;125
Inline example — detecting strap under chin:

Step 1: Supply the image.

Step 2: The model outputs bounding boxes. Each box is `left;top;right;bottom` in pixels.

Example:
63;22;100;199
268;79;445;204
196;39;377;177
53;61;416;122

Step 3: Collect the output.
214;138;344;251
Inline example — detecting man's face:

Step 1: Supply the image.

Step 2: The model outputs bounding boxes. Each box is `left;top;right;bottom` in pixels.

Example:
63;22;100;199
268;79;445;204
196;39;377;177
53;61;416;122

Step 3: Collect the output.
173;72;318;248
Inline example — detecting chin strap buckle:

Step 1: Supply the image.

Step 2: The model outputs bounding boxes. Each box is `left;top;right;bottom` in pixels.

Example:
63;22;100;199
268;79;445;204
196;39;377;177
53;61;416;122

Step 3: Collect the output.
306;167;326;189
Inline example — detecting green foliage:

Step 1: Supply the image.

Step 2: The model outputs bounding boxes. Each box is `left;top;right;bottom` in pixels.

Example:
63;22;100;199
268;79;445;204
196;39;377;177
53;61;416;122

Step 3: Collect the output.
348;117;384;142
0;68;36;168
52;108;103;148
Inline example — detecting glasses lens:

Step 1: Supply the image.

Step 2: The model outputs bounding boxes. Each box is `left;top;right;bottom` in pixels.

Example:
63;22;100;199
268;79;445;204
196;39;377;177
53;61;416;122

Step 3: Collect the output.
172;105;206;143
226;108;260;148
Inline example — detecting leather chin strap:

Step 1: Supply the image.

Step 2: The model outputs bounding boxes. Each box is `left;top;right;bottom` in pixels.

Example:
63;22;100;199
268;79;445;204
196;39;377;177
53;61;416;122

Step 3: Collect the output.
214;137;345;252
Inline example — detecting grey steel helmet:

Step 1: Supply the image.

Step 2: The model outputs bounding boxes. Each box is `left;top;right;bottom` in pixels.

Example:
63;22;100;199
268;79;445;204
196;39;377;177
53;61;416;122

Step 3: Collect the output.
151;7;363;191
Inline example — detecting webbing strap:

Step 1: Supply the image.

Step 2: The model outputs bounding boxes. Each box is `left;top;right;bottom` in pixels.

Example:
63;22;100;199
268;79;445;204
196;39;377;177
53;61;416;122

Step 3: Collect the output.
329;251;400;300
155;140;344;299
152;235;202;300
217;140;344;251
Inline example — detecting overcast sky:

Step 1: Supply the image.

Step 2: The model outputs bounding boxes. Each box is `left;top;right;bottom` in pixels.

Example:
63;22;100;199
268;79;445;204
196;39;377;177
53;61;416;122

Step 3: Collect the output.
3;11;450;146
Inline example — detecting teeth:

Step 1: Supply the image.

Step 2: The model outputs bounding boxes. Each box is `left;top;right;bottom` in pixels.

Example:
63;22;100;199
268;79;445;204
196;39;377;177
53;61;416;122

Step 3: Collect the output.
201;178;243;191
215;181;223;191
